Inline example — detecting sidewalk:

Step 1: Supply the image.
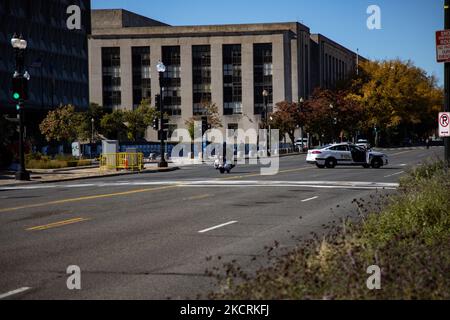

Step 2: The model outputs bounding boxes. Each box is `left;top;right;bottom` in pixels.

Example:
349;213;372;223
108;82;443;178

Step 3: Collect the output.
0;163;179;187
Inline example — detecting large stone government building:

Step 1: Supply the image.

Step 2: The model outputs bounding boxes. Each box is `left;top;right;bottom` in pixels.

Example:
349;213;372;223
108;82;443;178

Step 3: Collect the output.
89;9;362;139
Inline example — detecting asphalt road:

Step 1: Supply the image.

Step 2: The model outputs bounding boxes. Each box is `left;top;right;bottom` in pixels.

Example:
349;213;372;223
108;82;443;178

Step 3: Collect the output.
0;147;444;300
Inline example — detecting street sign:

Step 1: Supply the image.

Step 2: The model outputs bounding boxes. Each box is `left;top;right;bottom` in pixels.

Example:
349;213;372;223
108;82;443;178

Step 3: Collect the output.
436;30;450;63
439;112;450;137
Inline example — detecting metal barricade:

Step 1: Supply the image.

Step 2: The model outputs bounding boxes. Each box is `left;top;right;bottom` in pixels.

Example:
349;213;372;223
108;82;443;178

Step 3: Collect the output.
100;153;144;171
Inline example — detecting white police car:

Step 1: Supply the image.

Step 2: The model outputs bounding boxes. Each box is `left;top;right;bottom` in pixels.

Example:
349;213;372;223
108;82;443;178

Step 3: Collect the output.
306;143;388;169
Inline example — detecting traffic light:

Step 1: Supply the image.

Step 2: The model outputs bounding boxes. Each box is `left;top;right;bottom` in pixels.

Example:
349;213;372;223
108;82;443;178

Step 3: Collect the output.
161;118;169;131
152;117;159;131
155;94;161;110
12;77;28;101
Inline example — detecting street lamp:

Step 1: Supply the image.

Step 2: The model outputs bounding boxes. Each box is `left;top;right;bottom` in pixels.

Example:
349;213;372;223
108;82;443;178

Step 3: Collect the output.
329;104;336;144
91;118;94;159
12;34;30;181
156;61;168;168
262;89;270;156
299;97;305;152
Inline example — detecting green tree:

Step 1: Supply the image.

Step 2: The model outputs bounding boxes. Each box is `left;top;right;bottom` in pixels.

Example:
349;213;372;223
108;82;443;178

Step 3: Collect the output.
39;105;82;143
77;103;107;141
123;99;158;141
185;102;223;140
349;59;443;143
304;89;364;143
269;101;301;146
100;109;127;141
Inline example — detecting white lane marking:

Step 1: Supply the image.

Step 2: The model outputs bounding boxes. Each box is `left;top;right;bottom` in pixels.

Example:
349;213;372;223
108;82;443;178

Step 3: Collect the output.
198;221;238;234
301;196;319;202
384;171;405;178
0;287;31;299
0;180;399;191
399;164;407;167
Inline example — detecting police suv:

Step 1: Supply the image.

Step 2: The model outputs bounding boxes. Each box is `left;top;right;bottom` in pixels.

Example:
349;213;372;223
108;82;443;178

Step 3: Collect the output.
306;143;389;169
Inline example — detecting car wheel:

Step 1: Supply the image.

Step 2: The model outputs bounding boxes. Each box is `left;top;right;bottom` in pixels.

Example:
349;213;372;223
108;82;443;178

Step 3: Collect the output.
371;158;383;169
316;163;325;169
325;158;337;169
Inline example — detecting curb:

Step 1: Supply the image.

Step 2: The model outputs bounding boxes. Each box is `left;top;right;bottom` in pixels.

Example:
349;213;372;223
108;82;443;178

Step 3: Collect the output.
0;167;180;188
29;165;99;173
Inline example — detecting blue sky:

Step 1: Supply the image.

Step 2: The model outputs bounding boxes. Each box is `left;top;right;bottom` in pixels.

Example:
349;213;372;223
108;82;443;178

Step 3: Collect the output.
92;0;444;86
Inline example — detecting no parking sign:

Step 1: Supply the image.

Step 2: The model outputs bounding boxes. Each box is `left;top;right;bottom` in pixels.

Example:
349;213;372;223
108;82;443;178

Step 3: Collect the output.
439;112;450;137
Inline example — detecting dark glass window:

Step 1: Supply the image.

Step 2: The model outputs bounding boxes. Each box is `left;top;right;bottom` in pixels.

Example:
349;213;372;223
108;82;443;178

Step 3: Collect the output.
304;44;309;96
102;47;121;108
254;43;273;115
223;44;242;115
192;45;211;115
328;55;332;88
162;46;181;116
132;46;151;108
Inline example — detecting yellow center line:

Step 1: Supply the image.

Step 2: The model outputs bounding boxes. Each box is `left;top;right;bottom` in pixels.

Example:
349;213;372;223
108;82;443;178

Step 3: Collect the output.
0;186;176;214
184;194;212;201
26;217;90;231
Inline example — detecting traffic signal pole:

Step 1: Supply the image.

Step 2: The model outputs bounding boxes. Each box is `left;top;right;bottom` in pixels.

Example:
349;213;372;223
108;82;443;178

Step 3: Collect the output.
445;0;450;165
158;71;168;168
16;100;29;181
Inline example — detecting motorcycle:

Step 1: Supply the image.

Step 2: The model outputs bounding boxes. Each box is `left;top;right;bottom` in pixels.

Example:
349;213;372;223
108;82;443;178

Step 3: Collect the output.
214;157;235;174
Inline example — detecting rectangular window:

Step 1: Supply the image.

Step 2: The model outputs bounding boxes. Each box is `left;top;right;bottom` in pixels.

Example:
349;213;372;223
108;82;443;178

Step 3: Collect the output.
193;45;211;115
328;55;332;88
132;46;151;108
223;44;242;115
304;44;309;96
102;47;121;108
254;43;273;115
162;46;181;116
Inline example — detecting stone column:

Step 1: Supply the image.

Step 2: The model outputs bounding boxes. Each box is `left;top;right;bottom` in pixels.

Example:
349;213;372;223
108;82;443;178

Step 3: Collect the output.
120;41;133;111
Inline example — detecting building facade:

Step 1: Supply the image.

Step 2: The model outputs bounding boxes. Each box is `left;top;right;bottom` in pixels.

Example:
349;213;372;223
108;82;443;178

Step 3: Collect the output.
310;34;363;90
89;9;360;140
0;0;91;119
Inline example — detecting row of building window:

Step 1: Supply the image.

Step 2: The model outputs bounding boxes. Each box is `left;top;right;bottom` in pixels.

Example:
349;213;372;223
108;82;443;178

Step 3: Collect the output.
324;53;348;88
101;44;273;116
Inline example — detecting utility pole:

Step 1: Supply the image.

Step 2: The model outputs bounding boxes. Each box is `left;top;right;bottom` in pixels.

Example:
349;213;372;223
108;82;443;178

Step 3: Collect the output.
445;0;450;165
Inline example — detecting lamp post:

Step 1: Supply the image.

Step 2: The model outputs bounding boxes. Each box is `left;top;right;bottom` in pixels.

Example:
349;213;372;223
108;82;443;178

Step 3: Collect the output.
157;61;168;168
269;116;273;155
329;104;337;144
12;34;30;181
299;97;304;152
91;118;94;159
262;89;270;156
